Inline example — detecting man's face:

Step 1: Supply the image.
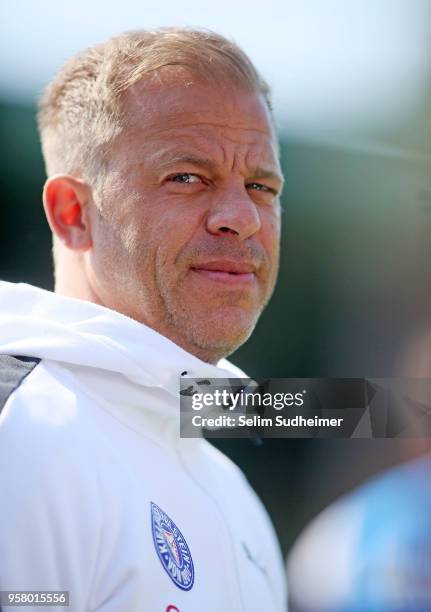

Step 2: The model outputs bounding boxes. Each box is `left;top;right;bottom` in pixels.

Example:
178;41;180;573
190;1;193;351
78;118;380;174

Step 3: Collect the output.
87;72;283;363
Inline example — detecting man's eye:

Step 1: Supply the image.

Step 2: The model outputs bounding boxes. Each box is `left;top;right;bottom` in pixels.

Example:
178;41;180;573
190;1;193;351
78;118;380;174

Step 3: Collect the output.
247;182;277;195
169;173;202;184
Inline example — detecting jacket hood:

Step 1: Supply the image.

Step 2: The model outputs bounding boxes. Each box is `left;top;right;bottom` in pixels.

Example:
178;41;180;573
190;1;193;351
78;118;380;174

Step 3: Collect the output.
0;282;247;395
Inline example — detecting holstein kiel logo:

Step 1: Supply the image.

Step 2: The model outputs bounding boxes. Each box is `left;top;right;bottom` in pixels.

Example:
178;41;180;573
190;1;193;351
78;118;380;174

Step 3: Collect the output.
151;502;195;591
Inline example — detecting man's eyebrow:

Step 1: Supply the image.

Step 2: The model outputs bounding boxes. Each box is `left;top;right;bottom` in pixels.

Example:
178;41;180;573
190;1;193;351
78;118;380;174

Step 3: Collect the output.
156;154;217;173
156;153;284;185
251;167;285;186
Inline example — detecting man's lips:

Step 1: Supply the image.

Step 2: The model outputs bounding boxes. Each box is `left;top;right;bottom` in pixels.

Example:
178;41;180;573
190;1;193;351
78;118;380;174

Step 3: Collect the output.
190;260;257;284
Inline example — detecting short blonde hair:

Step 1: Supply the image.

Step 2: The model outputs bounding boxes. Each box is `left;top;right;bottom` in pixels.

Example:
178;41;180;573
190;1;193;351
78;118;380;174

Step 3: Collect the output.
37;27;272;190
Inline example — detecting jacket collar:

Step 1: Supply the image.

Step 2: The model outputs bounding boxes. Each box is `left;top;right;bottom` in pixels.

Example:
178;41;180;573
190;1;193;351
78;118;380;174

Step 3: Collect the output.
0;282;246;397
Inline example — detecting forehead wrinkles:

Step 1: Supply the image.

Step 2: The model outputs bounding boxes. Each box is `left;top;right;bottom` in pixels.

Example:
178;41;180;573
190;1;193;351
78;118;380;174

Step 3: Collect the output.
146;125;279;172
120;79;279;169
138;117;274;145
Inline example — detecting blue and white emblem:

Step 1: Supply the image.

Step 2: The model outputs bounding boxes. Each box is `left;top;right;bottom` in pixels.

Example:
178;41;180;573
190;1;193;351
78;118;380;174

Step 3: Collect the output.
150;501;195;591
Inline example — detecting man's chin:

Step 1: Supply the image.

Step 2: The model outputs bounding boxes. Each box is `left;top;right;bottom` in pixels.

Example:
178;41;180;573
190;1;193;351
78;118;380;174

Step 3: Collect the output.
185;306;258;357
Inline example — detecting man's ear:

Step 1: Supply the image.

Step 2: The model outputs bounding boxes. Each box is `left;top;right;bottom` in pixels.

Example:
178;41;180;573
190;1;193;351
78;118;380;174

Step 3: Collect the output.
42;175;93;251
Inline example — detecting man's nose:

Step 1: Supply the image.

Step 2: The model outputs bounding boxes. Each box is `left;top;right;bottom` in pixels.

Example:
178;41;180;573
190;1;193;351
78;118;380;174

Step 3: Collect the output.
205;187;261;240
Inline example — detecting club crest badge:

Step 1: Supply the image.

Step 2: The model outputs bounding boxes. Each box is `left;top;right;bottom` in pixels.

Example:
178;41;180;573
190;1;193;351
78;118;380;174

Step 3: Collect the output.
151;502;195;591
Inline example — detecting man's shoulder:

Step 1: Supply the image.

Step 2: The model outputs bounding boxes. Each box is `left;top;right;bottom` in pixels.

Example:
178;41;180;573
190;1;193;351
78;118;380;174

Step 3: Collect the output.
0;356;103;518
0;353;41;410
0;356;100;465
1;355;82;415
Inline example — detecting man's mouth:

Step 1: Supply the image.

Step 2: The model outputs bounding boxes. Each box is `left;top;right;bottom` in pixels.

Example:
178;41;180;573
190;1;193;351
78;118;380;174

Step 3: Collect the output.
190;260;257;285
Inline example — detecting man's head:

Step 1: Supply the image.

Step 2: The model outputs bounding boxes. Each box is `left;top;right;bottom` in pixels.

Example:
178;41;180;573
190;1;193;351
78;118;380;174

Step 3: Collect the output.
39;28;284;363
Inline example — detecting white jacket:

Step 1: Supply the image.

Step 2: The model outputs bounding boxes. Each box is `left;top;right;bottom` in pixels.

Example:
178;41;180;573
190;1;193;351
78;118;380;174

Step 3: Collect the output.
0;282;286;612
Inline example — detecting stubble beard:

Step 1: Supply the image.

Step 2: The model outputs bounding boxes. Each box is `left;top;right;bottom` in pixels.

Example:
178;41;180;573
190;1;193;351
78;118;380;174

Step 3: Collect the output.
152;242;279;363
157;274;272;363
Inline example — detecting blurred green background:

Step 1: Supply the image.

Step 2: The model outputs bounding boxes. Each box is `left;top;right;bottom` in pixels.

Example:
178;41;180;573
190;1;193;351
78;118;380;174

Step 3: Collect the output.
1;0;431;556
